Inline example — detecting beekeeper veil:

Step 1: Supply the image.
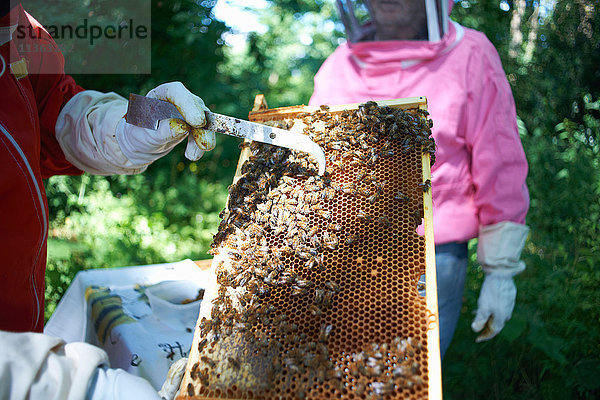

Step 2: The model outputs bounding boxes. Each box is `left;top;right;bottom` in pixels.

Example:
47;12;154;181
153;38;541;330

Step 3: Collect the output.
336;0;449;42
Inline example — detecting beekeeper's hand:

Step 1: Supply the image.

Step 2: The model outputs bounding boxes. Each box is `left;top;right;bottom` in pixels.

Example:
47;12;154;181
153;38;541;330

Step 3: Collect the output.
56;82;216;175
158;357;188;400
471;221;530;342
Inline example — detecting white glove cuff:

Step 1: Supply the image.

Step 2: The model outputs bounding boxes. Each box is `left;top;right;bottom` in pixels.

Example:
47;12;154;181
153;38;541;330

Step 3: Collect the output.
56;90;147;175
477;221;529;277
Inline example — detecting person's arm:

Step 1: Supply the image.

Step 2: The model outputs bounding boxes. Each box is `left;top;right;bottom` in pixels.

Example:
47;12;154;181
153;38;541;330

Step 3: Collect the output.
0;330;160;400
464;34;530;342
54;82;216;176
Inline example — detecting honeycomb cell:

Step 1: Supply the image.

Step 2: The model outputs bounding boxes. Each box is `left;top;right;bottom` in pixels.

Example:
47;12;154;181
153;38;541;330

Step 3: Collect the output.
178;100;437;400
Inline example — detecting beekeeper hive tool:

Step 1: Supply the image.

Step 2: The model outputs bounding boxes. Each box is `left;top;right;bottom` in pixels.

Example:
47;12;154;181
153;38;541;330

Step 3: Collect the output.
126;94;326;175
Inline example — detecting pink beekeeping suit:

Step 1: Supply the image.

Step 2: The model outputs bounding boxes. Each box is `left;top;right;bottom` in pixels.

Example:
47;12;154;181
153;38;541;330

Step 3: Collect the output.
309;21;529;245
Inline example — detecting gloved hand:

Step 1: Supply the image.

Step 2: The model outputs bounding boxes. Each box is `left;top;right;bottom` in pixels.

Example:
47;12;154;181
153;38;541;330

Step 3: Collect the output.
158;357;188;400
56;81;216;175
471;221;530;342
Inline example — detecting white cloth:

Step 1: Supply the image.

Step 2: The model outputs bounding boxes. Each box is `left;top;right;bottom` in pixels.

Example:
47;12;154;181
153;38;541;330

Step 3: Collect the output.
88;368;161;400
45;260;211;390
0;330;106;400
472;221;530;341
0;330;160;400
55;82;215;175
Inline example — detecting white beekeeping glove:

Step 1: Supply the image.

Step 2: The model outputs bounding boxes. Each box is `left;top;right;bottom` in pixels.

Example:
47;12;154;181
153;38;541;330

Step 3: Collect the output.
471;221;530;342
56;81;216;175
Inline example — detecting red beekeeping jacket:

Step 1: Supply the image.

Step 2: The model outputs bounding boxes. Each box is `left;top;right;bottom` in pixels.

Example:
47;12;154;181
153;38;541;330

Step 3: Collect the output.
0;4;83;332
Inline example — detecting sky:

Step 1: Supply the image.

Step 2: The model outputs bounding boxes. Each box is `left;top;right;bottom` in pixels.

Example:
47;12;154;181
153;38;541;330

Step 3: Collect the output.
212;0;269;48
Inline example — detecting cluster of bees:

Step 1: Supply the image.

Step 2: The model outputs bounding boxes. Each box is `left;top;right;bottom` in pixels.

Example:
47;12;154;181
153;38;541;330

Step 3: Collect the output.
342;337;426;399
187;101;435;399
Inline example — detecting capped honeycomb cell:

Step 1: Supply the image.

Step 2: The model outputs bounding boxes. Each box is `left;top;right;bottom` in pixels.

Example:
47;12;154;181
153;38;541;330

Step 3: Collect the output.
178;96;441;400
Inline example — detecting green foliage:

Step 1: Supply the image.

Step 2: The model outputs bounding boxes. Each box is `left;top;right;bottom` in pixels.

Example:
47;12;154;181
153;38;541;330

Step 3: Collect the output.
443;100;600;399
44;168;228;321
216;0;343;114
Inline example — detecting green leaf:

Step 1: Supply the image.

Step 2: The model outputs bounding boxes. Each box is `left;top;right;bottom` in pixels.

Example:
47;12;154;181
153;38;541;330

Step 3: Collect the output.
527;325;568;365
573;359;600;391
500;314;527;343
540;378;572;400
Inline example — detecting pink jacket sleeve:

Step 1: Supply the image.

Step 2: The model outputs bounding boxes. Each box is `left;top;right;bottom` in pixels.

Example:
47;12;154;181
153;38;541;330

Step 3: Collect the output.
465;34;529;226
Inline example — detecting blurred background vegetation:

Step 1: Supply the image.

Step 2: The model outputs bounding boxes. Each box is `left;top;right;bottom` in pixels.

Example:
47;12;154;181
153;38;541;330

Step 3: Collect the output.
31;0;600;398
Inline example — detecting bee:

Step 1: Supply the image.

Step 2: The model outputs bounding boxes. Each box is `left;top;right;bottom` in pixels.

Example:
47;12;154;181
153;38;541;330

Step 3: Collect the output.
394;191;410;202
349;363;360;377
365;364;383;377
284;357;304;374
328;223;342;232
197;368;210;386
345;234;359;245
357;210;371;222
198;338;208;353
307;225;319;237
302;352;319;368
367;193;380;204
410;361;420;374
413;209;422;228
374;180;385;193
324;281;341;293
296;250;311;260
392;365;407;378
381;149;395;158
227;356;240;369
350;158;366;167
357;187;371;197
323;231;339;250
189;362;200;380
309;304;323;317
377;214;392;228
201;356;216;368
342;183;355;195
368;152;379;166
355;381;366;396
316;367;326;383
292;285;307;296
321;187;336;200
305;255;323;270
296;279;313;288
246;223;265;239
187;383;195;397
256;200;272;214
314;288;325;304
319;324;333;342
331;181;344;192
412;376;425;387
317;209;331;220
419;179;431;192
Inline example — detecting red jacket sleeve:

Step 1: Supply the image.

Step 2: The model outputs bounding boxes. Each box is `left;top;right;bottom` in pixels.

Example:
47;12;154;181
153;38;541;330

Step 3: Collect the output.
21;9;84;178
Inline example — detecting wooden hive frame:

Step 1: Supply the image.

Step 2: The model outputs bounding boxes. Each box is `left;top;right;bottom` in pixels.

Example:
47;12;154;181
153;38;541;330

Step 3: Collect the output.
179;95;442;399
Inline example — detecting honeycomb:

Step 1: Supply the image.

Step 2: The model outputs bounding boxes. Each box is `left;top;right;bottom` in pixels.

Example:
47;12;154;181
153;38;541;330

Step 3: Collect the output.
178;97;440;400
